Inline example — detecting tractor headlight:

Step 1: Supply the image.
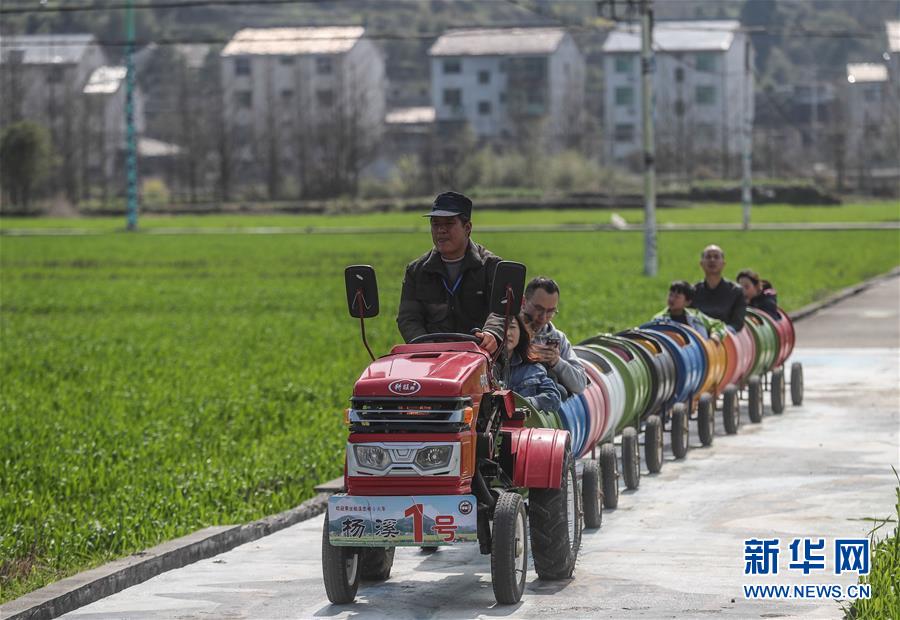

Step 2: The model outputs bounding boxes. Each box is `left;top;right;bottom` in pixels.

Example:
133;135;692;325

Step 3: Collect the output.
354;445;389;469
414;445;454;470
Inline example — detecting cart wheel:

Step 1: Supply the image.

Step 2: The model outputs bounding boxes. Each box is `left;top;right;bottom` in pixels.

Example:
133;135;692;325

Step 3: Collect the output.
722;386;740;435
360;547;395;581
599;442;619;509
771;368;785;414
491;491;528;604
581;459;603;529
621;427;640;490
322;514;360;604
790;362;804;406
698;394;715;447
644;414;664;474
748;376;763;423
530;445;581;579
671;403;689;459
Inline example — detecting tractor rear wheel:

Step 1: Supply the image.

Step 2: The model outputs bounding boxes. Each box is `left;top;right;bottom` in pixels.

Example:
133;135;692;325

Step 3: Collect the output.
322;514;361;604
599;442;619;509
722;386;740;435
491;491;528;604
644;415;663;474
622;427;640;490
581;459;602;529
698;394;715;447
529;446;582;579
791;362;804;406
671;403;689;459
360;547;395;581
771;368;785;414
748;376;763;423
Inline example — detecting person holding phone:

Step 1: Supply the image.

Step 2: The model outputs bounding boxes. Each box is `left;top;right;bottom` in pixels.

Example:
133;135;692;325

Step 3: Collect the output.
520;276;587;399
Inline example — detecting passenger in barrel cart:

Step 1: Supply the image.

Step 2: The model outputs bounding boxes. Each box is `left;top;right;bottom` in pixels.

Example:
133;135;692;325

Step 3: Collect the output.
692;244;746;331
502;314;562;414
520;277;587;400
737;269;780;320
654;280;727;342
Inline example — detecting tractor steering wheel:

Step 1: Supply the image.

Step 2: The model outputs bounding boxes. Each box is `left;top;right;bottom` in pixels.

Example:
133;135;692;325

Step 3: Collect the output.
408;332;481;344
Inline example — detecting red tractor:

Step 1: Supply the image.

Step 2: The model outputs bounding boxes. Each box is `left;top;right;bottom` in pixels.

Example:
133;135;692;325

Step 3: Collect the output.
322;262;582;605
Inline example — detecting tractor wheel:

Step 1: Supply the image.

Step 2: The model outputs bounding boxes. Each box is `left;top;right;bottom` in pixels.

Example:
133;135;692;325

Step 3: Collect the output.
621;427;640;491
644;415;663;474
771;368;785;415
698;394;715;447
722;386;740;435
791;362;804;406
748;376;763;423
529;446;582;579
599;442;619;510
491;491;528;604
671;403;689;459
581;459;603;529
322;514;361;604
360;547;395;581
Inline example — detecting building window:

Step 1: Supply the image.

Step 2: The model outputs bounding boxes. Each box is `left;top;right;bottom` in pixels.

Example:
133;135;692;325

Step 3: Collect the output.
614;123;635;142
235;57;251;76
695;123;716;142
499;91;507;104
478;101;492;115
235;90;252;108
47;66;64;84
443;59;461;74
614;56;633;73
280;56;295;66
316;57;333;75
675;67;684;83
695;85;716;105
478;70;490;84
615;86;634;106
499;59;508;73
281;89;294;102
695;53;717;73
675;99;686;116
316;89;334;107
443;88;462;107
864;85;881;102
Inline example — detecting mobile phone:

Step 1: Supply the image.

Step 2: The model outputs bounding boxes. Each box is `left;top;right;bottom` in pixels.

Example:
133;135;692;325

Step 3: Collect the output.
546;336;560;348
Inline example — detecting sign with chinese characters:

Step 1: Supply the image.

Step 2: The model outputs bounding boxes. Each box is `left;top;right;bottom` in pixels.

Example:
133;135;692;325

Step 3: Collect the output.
742;537;872;601
328;494;478;547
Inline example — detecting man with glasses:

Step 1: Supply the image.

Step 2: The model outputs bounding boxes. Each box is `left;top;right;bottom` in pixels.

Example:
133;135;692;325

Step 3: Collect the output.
521;277;586;399
692;244;746;332
397;191;503;352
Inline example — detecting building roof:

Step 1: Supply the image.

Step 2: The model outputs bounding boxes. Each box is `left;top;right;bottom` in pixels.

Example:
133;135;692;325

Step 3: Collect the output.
428;28;567;57
139;137;182;158
603;20;740;53
887;21;900;53
83;66;126;94
846;63;888;83
0;33;96;65
386;107;436;124
221;27;364;56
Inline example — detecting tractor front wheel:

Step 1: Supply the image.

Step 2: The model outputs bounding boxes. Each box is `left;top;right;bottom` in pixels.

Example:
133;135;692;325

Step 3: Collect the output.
360;547;395;581
491;491;528;604
322;514;361;604
530;446;582;579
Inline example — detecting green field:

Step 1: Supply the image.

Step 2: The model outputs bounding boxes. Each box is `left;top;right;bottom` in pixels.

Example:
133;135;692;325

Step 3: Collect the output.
2;228;899;602
1;200;898;232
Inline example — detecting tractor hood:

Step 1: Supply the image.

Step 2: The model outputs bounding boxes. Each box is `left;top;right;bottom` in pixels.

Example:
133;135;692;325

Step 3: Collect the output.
353;342;491;398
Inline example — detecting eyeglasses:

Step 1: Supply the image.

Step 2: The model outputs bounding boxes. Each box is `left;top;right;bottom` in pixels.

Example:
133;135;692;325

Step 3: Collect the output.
525;302;558;319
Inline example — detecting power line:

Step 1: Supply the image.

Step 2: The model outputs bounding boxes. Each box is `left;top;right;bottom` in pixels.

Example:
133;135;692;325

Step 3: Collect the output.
0;0;319;15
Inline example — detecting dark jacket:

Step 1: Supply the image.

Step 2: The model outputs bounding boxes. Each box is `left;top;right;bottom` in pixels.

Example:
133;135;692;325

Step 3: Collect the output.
397;240;503;342
750;288;780;319
692;278;746;331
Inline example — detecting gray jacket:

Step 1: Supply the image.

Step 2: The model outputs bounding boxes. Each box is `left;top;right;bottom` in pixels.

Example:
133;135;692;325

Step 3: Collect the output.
533;322;587;398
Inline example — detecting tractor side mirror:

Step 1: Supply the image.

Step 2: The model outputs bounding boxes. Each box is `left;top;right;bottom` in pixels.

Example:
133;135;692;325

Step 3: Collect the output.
345;265;379;318
489;261;526;316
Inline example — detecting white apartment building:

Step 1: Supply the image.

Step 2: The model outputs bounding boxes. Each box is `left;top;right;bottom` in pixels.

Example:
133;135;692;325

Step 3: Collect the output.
428;28;585;149
220;27;385;196
602;21;753;176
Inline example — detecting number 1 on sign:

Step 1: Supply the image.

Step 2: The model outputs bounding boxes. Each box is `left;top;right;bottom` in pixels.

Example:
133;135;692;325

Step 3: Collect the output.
404;503;424;542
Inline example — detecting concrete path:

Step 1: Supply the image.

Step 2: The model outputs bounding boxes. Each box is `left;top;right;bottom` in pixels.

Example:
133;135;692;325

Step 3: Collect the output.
65;278;900;619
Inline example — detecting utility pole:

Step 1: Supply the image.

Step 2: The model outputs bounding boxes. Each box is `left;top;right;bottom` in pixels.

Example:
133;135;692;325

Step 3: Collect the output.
125;0;139;230
640;0;657;276
741;40;753;231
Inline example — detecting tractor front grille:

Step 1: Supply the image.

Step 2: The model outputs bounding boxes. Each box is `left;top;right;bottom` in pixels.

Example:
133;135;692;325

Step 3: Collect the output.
349;396;472;433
